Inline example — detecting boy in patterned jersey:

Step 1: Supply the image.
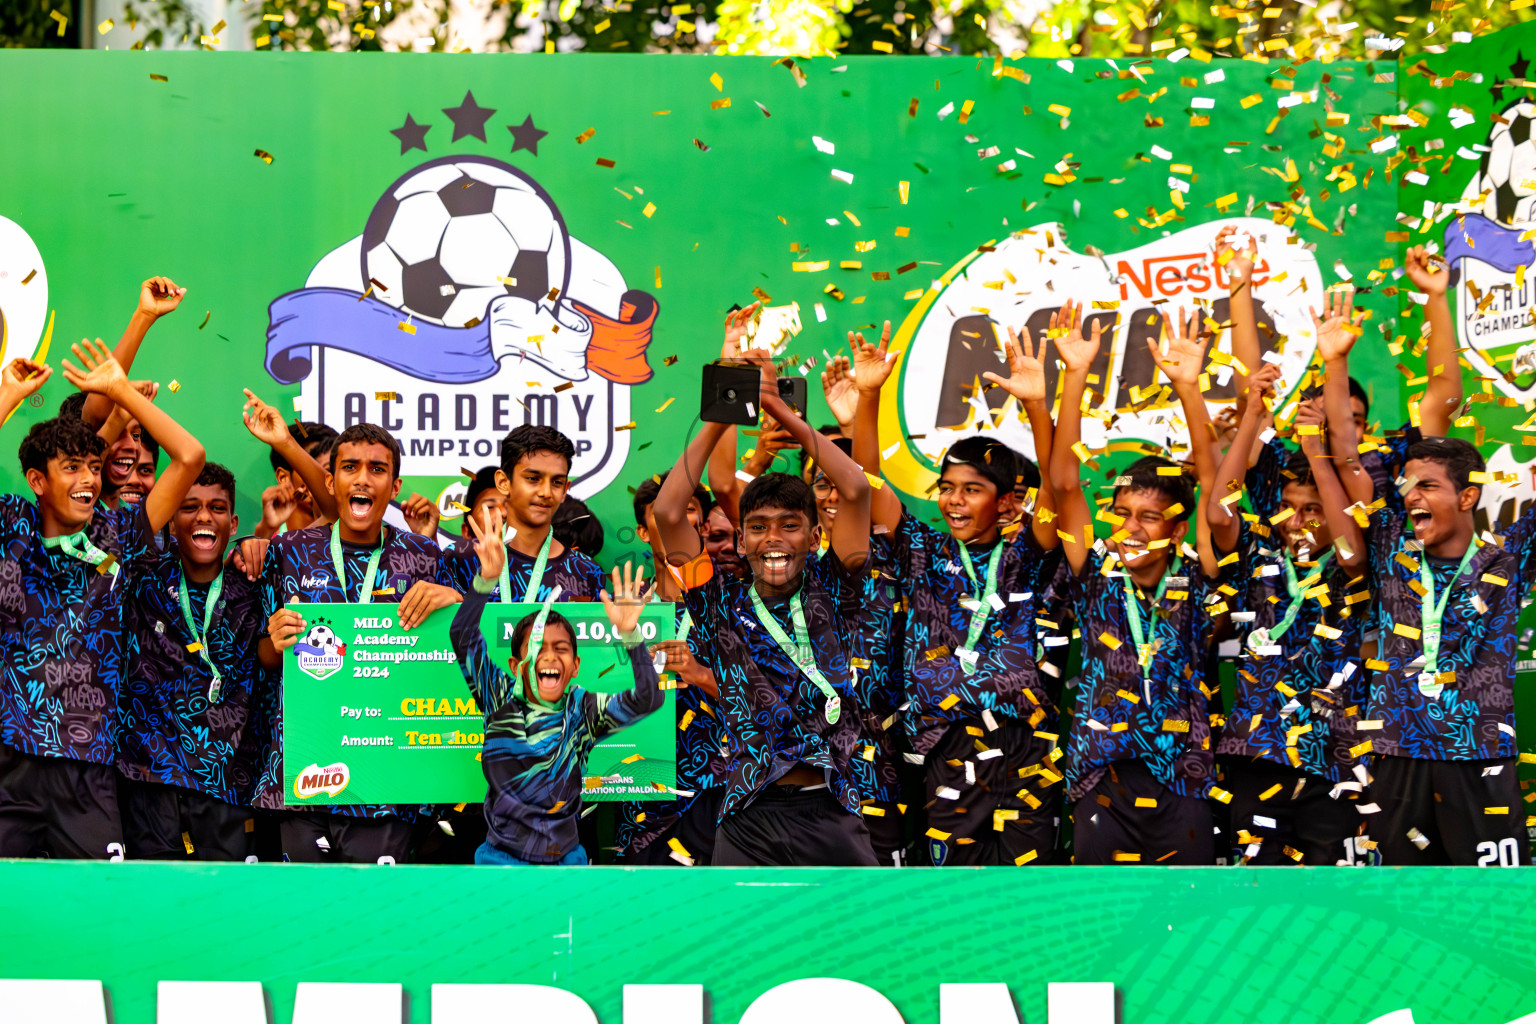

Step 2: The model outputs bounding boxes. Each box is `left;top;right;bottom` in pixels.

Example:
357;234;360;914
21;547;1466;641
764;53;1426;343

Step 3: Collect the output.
451;525;662;866
617;471;730;866
803;438;907;865
653;332;880;866
448;425;608;604
849;317;1063;867
256;419;461;863
1309;367;1534;864
1049;307;1221;865
1207;354;1371;866
117;462;270;860
0;342;206;859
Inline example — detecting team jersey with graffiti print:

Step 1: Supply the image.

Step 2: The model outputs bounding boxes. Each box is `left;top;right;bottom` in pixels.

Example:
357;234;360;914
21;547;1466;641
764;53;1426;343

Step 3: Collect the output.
0;499;151;765
450;585;663;863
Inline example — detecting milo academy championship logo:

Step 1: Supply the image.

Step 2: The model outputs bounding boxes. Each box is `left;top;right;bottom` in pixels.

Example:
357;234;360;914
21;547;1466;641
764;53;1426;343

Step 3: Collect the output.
881;218;1324;494
293;619;346;681
263;92;658;506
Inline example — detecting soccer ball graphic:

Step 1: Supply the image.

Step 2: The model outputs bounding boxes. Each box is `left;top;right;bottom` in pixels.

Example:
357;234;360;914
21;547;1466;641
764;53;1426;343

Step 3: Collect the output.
1478;100;1536;225
360;155;572;328
303;623;340;655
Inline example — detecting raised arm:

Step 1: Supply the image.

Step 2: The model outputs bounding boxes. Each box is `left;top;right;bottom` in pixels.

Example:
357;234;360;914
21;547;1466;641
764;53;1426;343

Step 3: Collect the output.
1215;226;1260;414
1405;245;1458;437
81;277;185;428
702;304;762;527
755;356;871;570
657;419;728;575
1148;308;1218;577
849;320;903;533
0;359;52;427
1296;401;1365;571
242;389;338;523
980;310;1061;552
1047;307;1104;574
1208;363;1281;555
63;339;204;532
449;508;517;710
1312;289;1373;507
592;562;665;737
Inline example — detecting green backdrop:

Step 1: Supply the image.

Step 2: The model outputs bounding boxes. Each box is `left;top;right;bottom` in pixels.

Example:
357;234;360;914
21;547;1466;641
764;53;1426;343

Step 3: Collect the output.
3;861;1535;1024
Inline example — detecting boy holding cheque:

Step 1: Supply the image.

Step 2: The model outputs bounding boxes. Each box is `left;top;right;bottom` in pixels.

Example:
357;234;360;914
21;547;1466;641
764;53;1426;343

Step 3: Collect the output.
450;507;663;866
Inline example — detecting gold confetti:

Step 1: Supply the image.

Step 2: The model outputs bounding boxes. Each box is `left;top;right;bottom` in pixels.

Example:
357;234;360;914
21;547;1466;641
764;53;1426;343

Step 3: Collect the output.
150;73;168;83
710;72;724;91
253;149;274;164
398;321;416;335
168;380;181;393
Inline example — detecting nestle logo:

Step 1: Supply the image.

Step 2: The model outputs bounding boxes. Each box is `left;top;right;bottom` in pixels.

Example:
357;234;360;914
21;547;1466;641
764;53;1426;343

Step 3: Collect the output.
1117;252;1270;301
301;573;332;588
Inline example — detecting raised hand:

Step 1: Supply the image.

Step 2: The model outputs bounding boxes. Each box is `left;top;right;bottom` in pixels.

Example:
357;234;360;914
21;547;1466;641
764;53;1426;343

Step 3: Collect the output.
849;321;897;394
1311;285;1364;363
981;323;1049;403
1147;307;1208;390
468;503;506;583
1404;245;1450;298
821;353;857;429
600;561;649;636
260;481;297;532
0;358;51;401
235;536;270;581
60;339;130;398
1246;361;1283;414
1053;300;1103;374
138;276;186;319
1293;396;1326;455
241;388;293;449
722;302;762;359
1214;225;1256;284
401;492;441;539
744;414;796;476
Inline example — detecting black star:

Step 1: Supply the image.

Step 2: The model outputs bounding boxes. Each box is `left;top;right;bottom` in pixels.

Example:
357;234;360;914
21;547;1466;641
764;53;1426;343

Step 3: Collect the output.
507;115;548;157
442;90;496;143
389;113;430;155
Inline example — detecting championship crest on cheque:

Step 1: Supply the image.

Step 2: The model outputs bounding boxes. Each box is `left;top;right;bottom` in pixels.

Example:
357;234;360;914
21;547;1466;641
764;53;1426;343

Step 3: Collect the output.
293;621;346;681
264;94;658;502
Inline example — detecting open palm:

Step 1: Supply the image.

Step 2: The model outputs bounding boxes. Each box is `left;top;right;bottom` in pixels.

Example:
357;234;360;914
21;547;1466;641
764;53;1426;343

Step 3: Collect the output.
1053;300;1102;374
1147;308;1207;388
850;321;896;392
982;324;1048;402
1312;286;1362;363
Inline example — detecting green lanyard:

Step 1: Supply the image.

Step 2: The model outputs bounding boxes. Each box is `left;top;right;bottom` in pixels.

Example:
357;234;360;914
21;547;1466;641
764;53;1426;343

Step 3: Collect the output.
677;610;692;643
1249;550;1334;652
178;572;226;703
748;587;841;724
44;531;119;578
1121;556;1180;673
1418;542;1478;690
954;540;1005;675
500;527;553;604
329;521;386;604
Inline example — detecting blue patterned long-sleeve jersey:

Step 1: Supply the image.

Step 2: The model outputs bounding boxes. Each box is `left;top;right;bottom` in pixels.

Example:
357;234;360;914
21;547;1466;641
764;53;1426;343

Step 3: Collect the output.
889;511;1061;755
251;522;454;817
615;601;735;859
683;551;874;821
451;585;663;863
118;553;268;804
1363;508;1533;760
1214;518;1370;783
0;499;150;765
1064;547;1216;800
843;540;903;805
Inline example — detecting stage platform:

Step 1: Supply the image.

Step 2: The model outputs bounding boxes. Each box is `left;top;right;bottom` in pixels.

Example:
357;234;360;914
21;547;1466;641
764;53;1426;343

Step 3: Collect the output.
2;862;1534;1024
